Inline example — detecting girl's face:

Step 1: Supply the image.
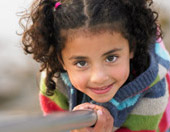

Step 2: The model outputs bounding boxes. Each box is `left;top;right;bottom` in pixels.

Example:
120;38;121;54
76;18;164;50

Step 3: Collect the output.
61;32;133;103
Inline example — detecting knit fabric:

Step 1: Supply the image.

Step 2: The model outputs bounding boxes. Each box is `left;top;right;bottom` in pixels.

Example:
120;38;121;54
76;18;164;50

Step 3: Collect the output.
39;71;69;114
39;40;170;131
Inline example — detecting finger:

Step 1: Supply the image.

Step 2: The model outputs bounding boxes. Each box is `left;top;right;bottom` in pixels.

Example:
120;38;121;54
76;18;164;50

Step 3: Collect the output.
71;127;91;132
73;103;96;111
94;108;114;132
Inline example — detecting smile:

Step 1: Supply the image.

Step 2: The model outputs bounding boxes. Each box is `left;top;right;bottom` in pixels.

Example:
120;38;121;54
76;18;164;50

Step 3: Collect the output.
89;83;114;94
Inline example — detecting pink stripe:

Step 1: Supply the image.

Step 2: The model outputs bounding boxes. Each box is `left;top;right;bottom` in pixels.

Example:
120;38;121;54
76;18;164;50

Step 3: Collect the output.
159;98;170;132
116;128;156;132
156;37;167;50
166;98;170;128
166;72;170;127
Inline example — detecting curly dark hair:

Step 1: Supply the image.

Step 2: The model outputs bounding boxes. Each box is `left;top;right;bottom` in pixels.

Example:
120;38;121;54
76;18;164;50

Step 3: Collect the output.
19;0;162;95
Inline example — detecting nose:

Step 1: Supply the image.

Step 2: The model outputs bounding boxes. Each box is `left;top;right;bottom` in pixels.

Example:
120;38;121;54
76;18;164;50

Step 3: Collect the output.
90;65;109;84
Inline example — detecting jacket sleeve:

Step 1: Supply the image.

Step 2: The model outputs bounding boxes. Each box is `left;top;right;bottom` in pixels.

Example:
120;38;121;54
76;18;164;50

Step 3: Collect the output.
39;71;69;115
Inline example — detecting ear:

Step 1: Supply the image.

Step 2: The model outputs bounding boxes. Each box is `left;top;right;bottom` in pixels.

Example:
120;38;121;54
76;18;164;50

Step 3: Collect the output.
57;55;67;71
62;64;67;71
130;51;134;59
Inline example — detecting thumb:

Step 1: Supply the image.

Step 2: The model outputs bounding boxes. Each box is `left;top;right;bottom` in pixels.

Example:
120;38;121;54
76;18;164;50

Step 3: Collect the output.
93;110;104;131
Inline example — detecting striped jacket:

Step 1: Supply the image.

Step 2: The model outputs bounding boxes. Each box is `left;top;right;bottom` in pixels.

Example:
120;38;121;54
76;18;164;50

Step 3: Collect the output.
39;39;170;132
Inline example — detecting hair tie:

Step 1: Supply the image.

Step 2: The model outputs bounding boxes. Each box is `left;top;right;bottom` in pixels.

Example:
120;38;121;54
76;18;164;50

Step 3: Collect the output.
55;2;61;9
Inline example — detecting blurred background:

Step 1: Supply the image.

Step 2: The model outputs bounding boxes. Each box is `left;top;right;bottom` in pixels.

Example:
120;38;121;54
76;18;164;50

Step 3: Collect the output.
0;0;41;115
0;0;170;116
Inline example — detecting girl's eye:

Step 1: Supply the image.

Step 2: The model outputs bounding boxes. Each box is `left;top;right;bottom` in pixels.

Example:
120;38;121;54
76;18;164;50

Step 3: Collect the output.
75;61;87;68
106;55;117;63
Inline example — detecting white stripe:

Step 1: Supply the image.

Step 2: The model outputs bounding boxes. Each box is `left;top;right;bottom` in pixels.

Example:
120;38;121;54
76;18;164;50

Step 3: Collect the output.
158;64;168;80
130;79;169;115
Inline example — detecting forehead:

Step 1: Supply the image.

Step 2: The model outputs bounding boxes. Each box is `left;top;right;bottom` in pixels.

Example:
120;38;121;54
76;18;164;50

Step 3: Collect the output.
62;31;129;54
67;31;122;42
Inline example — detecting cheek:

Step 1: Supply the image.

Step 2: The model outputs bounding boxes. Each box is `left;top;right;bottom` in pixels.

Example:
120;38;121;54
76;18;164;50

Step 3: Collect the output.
110;62;130;83
118;66;130;80
68;72;88;91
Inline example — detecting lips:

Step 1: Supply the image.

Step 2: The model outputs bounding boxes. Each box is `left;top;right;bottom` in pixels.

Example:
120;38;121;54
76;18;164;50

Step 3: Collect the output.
89;83;114;94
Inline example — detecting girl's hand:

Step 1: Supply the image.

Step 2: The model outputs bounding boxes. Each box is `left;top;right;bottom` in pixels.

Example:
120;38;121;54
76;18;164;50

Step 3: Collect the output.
71;103;114;132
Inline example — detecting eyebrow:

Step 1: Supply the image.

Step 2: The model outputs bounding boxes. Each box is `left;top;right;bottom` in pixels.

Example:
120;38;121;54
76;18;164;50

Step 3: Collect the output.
69;56;87;60
68;48;122;60
102;48;122;56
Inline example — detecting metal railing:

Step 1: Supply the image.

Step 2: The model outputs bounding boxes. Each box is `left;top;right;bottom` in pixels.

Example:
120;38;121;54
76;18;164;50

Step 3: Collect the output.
0;110;97;132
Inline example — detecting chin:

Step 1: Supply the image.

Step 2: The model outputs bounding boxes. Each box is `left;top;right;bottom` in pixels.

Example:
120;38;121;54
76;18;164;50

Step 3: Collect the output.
92;97;112;103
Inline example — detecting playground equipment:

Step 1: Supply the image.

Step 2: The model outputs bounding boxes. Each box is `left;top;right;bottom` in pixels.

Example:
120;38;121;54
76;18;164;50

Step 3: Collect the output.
0;110;97;132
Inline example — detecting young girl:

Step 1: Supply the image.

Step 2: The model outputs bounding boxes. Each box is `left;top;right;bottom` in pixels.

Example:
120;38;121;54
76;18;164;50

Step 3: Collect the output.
20;0;170;131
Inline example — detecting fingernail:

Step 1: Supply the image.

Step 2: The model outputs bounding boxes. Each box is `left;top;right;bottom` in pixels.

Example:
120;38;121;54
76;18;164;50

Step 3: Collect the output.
97;110;103;115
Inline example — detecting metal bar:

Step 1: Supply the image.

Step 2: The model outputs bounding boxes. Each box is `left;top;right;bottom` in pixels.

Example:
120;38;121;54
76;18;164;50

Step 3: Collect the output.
0;110;97;132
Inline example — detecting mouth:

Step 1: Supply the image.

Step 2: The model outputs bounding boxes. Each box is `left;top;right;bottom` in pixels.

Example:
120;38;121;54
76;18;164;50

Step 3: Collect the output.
88;83;114;94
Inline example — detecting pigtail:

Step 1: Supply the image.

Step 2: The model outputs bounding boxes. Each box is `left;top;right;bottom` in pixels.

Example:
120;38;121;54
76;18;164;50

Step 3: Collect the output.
20;0;63;95
37;0;64;96
37;0;58;95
